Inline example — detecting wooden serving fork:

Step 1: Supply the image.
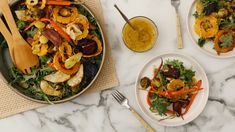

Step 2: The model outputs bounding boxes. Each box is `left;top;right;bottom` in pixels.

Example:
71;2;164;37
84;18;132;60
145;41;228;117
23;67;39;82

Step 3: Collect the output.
0;0;39;74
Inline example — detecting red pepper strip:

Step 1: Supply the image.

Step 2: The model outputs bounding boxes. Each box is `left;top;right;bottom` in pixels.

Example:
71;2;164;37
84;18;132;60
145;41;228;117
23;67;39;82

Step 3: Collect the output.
182;92;198;115
39;0;83;6
150;88;203;98
146;90;151;106
39;1;72;6
40;18;72;42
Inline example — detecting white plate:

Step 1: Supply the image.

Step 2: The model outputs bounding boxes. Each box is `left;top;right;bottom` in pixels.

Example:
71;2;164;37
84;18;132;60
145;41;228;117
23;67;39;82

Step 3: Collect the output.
187;0;235;58
135;52;209;126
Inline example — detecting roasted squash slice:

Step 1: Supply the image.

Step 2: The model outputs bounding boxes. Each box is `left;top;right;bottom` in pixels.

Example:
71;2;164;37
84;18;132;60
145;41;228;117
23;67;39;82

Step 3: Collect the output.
53;52;80;75
194;15;219;39
65;15;89;41
53;6;78;24
58;42;72;62
167;79;185;91
214;29;235;54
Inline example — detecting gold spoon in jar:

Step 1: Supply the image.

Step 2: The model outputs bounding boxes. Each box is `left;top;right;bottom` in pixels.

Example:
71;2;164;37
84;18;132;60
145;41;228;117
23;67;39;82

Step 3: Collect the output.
114;4;136;30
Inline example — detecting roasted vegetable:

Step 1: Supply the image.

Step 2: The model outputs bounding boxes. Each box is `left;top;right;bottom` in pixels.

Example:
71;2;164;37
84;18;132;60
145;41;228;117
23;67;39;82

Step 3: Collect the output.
65;15;89;41
53;7;78;24
65;53;82;69
40;80;62;96
194;15;219;38
44;71;70;83
84;61;98;79
58;42;73;62
41;18;72;42
42;29;62;45
140;77;151;89
32;43;48;56
214;29;235;54
173;102;182;116
167;79;184;91
67;64;84;88
81;35;103;57
53;52;80;75
162;65;180;79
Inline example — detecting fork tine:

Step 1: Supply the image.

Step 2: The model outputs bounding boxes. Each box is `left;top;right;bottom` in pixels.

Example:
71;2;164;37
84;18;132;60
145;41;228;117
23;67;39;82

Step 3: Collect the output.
111;92;122;103
113;90;124;101
115;90;125;99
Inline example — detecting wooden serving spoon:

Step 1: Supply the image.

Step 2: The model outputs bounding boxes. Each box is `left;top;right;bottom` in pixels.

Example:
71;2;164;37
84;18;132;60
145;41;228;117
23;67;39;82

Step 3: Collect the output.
0;0;39;74
0;18;15;63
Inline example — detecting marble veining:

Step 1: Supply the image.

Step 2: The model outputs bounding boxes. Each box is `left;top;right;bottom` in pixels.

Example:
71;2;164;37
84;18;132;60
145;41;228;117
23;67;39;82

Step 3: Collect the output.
1;0;235;132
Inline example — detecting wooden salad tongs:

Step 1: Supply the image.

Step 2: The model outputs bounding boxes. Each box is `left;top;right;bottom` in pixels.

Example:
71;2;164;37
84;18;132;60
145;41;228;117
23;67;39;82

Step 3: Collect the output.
0;0;39;74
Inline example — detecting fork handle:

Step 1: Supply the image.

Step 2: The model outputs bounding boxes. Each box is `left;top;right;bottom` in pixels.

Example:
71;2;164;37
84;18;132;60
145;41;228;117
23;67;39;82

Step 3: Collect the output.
130;108;155;132
176;12;183;49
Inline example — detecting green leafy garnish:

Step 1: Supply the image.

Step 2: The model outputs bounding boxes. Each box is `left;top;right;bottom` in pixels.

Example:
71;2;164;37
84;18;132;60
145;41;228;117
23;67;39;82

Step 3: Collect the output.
165;60;195;86
219;33;233;48
17;20;26;30
149;93;170;116
198;38;206;47
26;27;38;38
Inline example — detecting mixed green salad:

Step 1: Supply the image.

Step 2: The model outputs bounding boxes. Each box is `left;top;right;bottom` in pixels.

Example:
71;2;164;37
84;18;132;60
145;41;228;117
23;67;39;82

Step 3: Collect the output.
0;0;104;102
140;59;203;119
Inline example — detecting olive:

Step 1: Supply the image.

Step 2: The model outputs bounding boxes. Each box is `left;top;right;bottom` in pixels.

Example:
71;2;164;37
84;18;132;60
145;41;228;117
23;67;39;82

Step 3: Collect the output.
140;77;151;89
173;101;182;116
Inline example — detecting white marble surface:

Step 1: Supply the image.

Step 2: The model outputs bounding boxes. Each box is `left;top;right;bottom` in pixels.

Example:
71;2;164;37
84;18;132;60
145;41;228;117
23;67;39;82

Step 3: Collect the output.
1;0;235;132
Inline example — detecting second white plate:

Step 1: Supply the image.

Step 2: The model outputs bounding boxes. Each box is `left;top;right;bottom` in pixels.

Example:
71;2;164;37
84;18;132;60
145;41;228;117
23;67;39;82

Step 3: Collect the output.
187;0;235;58
135;52;209;126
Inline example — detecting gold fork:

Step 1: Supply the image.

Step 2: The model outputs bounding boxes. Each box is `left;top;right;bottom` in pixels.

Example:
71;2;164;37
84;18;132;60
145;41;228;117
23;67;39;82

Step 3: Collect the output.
171;0;183;49
111;90;155;132
0;0;39;74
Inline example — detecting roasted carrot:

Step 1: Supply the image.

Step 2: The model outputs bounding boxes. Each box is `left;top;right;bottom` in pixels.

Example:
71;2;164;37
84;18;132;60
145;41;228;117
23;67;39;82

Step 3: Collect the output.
182;92;198;115
40;18;72;42
195;80;202;88
149;88;203;98
38;0;82;6
146;90;151;106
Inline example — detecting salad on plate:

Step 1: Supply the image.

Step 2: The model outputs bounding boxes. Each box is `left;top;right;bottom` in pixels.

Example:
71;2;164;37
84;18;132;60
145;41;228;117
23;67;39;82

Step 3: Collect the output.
193;0;235;55
139;59;203;119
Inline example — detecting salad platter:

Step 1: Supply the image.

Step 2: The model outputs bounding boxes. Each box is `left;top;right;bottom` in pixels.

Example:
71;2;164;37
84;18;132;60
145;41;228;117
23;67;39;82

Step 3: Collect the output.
187;0;235;58
0;0;105;103
135;52;209;126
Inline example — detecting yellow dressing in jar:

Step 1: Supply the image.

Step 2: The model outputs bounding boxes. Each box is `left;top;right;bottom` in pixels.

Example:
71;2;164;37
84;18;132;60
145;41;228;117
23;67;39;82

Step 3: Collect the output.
122;16;158;52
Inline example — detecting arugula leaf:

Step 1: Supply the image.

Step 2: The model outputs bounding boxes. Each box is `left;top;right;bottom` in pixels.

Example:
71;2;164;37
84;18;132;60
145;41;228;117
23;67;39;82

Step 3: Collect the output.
180;69;195;86
16;20;26;30
198;38;206;47
149;94;170;116
165;60;195;86
219;33;233;48
26;27;38;37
